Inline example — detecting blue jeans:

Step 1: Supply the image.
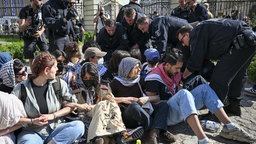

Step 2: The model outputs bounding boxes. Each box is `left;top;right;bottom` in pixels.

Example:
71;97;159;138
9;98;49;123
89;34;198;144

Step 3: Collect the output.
17;120;84;144
167;84;224;125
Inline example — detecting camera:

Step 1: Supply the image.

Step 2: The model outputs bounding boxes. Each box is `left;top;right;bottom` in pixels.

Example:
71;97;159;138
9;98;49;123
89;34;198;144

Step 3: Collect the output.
99;12;103;16
66;8;78;20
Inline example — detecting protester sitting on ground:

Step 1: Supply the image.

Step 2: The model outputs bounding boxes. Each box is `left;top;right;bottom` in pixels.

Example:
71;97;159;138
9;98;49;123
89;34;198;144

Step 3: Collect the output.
110;57;175;144
0;59;28;93
140;48;160;78
145;50;256;144
51;49;67;76
11;52;84;144
0;52;12;69
62;42;82;89
0;91;27;144
82;39;100;54
83;47;113;82
66;62;144;144
108;50;131;77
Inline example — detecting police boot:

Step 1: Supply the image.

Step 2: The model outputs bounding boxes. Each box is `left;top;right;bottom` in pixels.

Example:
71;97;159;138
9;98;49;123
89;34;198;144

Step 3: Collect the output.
224;100;241;116
145;128;159;144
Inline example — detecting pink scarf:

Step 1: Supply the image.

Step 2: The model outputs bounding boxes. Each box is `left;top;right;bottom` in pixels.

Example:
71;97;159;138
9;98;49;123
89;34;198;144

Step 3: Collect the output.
148;63;181;95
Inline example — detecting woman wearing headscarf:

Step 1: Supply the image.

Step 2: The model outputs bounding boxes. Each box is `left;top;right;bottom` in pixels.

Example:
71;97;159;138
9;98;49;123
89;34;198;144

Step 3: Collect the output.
0;59;28;93
110;57;175;143
66;62;144;144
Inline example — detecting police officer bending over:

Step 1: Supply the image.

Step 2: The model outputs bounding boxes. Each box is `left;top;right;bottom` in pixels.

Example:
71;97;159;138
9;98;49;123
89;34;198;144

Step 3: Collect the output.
178;19;256;116
43;0;76;52
19;0;48;68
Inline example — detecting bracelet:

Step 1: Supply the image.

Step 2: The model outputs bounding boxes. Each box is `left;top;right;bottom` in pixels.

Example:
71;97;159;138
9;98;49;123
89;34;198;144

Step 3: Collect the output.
30;118;33;124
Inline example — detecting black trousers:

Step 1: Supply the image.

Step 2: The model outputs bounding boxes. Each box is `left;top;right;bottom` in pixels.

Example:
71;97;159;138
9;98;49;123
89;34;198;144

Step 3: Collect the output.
210;45;256;103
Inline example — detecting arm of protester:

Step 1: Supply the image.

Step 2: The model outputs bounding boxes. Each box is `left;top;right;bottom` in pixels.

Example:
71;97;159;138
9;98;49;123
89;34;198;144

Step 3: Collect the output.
65;102;94;111
114;97;139;104
144;91;161;104
183;68;193;79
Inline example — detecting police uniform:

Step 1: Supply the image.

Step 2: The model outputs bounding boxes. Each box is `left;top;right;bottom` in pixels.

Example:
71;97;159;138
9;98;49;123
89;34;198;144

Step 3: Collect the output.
187;3;208;23
19;5;48;59
171;6;190;21
43;0;70;52
187;19;256;107
96;23;129;62
149;16;192;54
116;1;143;23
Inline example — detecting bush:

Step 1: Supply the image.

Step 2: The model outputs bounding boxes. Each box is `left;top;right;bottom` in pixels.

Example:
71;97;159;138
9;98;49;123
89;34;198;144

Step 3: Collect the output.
247;56;256;82
0;38;25;61
83;31;94;41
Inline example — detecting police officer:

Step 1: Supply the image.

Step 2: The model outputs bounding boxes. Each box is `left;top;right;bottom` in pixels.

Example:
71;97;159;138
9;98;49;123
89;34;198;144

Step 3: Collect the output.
43;0;74;52
116;0;143;23
19;0;48;68
177;19;256;116
137;16;193;55
96;19;129;63
171;0;190;21
186;0;208;25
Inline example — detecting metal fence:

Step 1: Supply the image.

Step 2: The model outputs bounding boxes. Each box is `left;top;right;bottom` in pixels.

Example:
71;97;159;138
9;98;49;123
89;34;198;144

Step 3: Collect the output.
140;0;256;20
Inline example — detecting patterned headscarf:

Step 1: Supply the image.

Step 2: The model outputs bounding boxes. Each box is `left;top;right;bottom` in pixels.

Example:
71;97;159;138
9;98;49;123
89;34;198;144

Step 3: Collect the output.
0;60;15;88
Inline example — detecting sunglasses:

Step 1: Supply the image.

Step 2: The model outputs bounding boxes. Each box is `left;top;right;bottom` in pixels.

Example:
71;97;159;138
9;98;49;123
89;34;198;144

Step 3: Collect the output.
69;2;75;5
179;34;186;44
16;67;27;76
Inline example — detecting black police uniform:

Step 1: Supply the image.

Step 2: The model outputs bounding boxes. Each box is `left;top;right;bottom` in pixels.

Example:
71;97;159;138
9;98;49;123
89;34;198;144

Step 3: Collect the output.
149;16;192;54
19;5;48;59
116;1;143;23
43;0;70;52
187;19;256;105
96;23;129;62
187;3;208;23
171;6;190;21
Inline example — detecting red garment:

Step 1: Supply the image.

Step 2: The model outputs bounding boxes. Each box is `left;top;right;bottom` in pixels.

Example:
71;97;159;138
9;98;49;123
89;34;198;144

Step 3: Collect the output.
148;63;181;95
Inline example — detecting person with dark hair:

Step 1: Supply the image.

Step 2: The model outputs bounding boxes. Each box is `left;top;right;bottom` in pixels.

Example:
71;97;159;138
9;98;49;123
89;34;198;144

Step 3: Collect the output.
43;0;74;52
137;16;192;55
11;52;84;144
0;59;27;93
185;0;208;25
171;0;190;20
110;57;175;144
51;49;67;76
122;8;149;60
129;48;142;62
82;39;100;54
19;0;48;68
177;19;256;116
116;0;142;23
66;62;144;144
0;52;12;69
108;50;131;76
96;19;129;62
145;50;256;144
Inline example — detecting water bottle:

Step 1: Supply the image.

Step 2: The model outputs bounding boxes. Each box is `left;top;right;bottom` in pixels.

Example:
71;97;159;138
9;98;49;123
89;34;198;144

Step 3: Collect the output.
200;120;221;132
136;139;141;144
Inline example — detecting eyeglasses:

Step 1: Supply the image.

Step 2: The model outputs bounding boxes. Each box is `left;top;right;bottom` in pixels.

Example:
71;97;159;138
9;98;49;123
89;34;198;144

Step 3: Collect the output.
16;67;27;76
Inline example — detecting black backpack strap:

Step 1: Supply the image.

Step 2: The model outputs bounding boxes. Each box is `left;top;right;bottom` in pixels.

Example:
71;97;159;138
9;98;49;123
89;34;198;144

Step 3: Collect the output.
52;77;63;104
20;84;27;105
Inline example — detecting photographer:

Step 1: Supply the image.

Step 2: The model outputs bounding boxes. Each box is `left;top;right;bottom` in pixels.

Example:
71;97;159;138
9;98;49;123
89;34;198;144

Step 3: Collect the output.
19;0;48;68
67;0;85;42
93;6;110;37
43;0;75;52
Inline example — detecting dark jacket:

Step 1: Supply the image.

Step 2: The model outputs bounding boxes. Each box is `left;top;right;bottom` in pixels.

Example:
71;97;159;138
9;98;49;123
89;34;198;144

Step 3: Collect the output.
171;6;191;21
187;19;249;72
187;3;208;23
149;16;192;53
42;0;69;37
116;2;142;22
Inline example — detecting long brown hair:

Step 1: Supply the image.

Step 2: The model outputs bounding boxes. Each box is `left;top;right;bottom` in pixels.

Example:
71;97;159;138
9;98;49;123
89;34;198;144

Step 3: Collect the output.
30;52;56;80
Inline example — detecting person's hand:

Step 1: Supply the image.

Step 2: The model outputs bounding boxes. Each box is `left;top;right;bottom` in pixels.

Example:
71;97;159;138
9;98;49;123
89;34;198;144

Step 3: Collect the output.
25;17;32;27
31;117;48;126
123;97;139;104
138;96;149;105
40;114;55;121
32;30;42;38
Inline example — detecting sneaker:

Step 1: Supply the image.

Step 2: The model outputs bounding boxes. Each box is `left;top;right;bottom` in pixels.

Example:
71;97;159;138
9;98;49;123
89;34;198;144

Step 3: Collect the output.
219;125;256;143
159;130;176;143
122;126;144;142
244;87;256;97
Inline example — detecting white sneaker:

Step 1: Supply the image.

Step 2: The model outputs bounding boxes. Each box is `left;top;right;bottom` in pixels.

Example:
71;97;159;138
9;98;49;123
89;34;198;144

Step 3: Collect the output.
244;87;256;97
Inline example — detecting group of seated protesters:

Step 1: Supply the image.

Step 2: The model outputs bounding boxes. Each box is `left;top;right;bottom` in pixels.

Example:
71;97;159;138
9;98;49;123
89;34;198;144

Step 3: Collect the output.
0;40;255;144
